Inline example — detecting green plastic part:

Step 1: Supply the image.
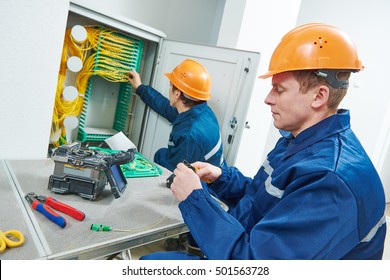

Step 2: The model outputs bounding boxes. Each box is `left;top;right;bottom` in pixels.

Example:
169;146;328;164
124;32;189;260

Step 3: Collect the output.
90;223;112;232
89;147;162;178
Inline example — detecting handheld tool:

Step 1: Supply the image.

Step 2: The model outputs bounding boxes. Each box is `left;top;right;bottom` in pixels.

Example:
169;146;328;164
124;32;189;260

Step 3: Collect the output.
182;160;197;172
0;229;25;253
25;192;85;228
166;160;211;188
183;160;212;183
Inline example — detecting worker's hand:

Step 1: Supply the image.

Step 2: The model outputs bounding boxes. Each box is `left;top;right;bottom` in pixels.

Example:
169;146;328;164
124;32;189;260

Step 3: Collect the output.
192;161;222;184
170;163;202;202
127;69;142;90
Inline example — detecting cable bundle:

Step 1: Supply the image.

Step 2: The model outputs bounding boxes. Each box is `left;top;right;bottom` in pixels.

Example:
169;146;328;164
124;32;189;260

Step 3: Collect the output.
75;26;140;96
51;28;89;145
51;25;142;146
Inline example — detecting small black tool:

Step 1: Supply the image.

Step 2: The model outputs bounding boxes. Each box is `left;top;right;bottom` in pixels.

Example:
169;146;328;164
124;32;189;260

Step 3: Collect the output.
166;160;197;188
166;173;175;188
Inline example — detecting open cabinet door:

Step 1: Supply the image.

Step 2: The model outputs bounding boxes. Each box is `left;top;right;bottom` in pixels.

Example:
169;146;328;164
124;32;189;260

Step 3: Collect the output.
140;40;260;165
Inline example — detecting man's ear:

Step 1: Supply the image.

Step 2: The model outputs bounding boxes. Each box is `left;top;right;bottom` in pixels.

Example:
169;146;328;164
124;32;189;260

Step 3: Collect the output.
173;88;182;98
312;85;329;108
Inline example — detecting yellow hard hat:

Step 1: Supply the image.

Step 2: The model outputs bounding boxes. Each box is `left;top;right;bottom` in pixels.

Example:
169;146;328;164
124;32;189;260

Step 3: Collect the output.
259;23;364;79
165;59;211;101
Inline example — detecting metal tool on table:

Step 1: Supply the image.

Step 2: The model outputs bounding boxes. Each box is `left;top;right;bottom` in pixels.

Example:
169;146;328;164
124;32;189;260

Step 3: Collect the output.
0;229;25;253
25;192;85;228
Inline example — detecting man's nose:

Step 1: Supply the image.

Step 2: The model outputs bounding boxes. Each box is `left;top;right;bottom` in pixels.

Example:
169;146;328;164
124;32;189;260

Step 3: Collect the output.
264;91;273;105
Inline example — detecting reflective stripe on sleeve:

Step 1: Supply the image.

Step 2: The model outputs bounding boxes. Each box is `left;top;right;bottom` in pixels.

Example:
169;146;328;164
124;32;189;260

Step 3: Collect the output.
361;215;387;242
205;134;222;161
263;159;284;199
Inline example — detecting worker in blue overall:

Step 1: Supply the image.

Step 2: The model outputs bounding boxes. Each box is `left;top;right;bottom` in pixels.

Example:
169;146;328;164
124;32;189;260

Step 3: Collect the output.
140;23;387;260
127;59;224;172
127;59;225;254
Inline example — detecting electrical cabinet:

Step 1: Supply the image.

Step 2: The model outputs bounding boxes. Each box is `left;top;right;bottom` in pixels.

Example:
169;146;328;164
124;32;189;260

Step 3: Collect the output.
53;2;260;166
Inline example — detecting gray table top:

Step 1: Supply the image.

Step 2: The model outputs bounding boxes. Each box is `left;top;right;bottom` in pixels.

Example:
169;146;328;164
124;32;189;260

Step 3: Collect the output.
1;159;187;259
0;161;45;259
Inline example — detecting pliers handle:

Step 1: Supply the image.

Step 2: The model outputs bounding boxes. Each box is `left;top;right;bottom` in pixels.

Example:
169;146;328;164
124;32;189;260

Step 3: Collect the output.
25;192;85;228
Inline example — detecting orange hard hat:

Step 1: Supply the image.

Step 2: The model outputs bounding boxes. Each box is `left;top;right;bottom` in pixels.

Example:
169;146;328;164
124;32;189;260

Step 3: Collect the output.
259;23;364;79
165;59;211;101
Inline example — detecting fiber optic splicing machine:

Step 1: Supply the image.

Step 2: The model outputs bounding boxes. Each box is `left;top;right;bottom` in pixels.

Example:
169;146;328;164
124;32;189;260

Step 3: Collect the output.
48;142;135;200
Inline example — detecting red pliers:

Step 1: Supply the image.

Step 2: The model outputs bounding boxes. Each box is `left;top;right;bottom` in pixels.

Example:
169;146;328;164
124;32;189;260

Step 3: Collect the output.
25;192;85;228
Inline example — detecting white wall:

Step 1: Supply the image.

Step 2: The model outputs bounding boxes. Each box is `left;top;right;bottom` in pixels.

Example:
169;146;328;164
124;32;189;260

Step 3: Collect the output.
0;0;69;159
218;0;302;176
216;0;246;48
72;0;224;45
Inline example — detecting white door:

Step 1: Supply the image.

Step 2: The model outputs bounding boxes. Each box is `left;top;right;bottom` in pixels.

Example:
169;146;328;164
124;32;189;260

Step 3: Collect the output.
140;40;260;165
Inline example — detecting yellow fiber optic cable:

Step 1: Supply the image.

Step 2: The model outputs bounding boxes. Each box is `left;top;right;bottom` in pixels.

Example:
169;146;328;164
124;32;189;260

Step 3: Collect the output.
51;25;141;146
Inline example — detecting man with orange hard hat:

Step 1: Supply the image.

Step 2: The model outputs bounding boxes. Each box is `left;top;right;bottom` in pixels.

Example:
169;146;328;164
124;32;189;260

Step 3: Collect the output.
140;23;386;260
128;59;225;254
128;59;225;172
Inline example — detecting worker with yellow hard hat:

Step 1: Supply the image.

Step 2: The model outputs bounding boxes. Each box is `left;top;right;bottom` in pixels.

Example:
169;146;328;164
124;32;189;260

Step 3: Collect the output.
139;23;386;260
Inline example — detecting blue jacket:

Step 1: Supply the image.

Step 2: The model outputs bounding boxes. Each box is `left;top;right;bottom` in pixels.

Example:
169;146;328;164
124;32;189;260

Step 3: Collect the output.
136;84;224;171
179;109;387;259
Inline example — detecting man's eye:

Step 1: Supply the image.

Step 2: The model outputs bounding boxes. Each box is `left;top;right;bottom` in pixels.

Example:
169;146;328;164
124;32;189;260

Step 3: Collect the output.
272;86;283;93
